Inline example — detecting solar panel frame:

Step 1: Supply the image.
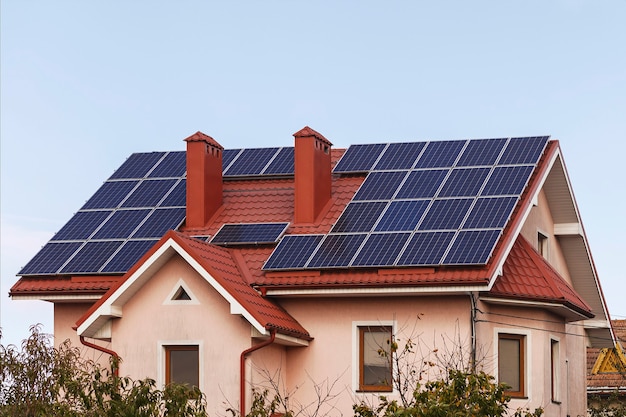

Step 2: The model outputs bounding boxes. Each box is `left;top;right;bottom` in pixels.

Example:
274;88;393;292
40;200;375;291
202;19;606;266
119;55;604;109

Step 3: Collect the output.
263;234;324;270
443;229;501;265
331;201;388;233
263;147;294;175
307;234;367;268
101;239;159;273
81;181;139;210
59;241;123;274
109;152;165;179
373;142;426;170
414;140;466;168
148;151;186;178
18;242;83;275
374;200;429;232
224;147;280;176
52;210;113;241
92;209;152;239
418;198;474;231
132;208;186;238
396;169;449;199
333;143;387;173
438;168;491;198
456;138;507;167
121;179;178;208
351;232;411;267
397;231;455;266
210;223;289;245
353;171;408;201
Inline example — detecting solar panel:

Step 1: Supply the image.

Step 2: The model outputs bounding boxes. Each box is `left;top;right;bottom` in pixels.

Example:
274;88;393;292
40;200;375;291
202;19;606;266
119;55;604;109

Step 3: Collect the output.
263;148;294;175
397;231;455;266
101;239;159;273
109;152;165;179
353;171;407;201
60;241;123;274
333;143;387;173
463;197;517;229
307;234;367;268
263;235;324;270
414;140;465;168
149;151;186;178
352;232;410;267
82;181;138;210
456;138;507;167
133;208;186;238
122;179;178;208
222;149;242;172
92;209;151;239
396;170;448;199
438;168;491;198
443;230;501;264
52;210;112;241
373;142;425;170
418;199;473;230
160;180;186;207
224;148;279;176
210;223;289;245
499;136;549;165
18;242;82;275
481;166;534;196
331;202;388;233
374;200;429;232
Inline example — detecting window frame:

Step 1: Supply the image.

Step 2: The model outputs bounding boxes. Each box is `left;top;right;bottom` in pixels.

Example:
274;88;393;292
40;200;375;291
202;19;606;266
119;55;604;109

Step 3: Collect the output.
498;333;526;398
158;340;204;391
537;231;549;259
356;324;394;392
551;337;560;403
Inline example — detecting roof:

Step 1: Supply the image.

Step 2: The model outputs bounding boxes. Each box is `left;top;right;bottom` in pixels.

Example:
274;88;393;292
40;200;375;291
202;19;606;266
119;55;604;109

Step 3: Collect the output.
76;230;311;342
11;129;612;345
587;320;626;395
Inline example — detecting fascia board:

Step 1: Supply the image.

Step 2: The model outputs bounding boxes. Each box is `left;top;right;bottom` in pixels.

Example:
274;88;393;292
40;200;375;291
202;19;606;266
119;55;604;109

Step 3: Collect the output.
10;294;102;302
265;284;490;297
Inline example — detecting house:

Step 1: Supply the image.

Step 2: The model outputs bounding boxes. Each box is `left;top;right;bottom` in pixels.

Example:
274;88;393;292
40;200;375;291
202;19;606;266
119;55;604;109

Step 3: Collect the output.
10;127;615;416
587;319;626;410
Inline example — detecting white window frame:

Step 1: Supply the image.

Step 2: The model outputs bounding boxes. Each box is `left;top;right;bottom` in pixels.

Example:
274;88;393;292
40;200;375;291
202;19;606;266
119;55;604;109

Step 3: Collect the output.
550;336;561;403
494;328;531;400
352;320;396;394
157;340;204;391
163;278;200;305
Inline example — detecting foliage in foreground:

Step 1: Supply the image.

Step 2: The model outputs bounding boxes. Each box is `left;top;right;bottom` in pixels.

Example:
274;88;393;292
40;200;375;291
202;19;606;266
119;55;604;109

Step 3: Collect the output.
0;325;207;417
588;391;626;417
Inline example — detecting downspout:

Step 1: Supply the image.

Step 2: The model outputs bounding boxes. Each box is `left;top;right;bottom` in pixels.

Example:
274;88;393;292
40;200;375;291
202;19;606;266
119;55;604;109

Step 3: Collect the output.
240;329;276;417
469;292;477;372
80;335;121;377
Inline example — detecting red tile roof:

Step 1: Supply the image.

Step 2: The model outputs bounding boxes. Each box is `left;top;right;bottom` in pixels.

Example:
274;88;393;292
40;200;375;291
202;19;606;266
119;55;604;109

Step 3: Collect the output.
587;320;626;392
488;235;594;318
9;275;121;297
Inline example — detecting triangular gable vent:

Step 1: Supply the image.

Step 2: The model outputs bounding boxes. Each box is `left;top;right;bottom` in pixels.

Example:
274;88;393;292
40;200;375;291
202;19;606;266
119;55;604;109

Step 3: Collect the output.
163;279;199;305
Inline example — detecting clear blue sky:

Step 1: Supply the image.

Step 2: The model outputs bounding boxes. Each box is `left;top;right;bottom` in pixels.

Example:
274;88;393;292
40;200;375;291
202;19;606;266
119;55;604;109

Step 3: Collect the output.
2;1;625;348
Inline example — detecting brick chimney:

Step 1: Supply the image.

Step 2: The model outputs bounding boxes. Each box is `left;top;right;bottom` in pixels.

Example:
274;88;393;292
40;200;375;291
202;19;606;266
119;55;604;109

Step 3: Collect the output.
293;126;333;223
184;131;224;228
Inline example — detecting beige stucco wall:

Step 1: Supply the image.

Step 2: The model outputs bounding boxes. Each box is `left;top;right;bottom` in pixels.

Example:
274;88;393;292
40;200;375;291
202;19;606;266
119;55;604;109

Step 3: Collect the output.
520;189;572;284
108;253;286;417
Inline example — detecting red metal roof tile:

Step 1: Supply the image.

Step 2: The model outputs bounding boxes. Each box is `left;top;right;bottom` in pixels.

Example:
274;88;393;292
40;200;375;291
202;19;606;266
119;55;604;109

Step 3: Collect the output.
488;235;593;317
9;276;121;297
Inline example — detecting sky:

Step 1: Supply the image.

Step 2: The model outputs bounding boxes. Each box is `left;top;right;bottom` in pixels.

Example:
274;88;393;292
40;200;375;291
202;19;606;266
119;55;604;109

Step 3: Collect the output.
1;1;625;348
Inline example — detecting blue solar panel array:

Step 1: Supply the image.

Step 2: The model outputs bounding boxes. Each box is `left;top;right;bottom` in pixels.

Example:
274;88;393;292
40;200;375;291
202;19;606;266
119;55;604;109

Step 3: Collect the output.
264;136;549;270
20;135;549;276
20;146;297;276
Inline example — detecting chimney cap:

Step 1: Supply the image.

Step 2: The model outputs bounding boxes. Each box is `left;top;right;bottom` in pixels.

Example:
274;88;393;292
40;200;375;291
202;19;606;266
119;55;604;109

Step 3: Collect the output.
293;126;333;146
183;131;224;150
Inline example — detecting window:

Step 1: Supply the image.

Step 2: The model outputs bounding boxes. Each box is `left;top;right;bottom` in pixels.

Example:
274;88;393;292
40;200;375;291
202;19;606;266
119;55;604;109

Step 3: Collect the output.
551;339;560;403
537;232;548;259
498;333;525;397
358;326;393;392
165;345;199;388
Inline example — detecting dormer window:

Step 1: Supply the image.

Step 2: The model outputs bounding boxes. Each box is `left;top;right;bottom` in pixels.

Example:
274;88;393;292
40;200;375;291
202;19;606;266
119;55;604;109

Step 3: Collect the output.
538;232;548;259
